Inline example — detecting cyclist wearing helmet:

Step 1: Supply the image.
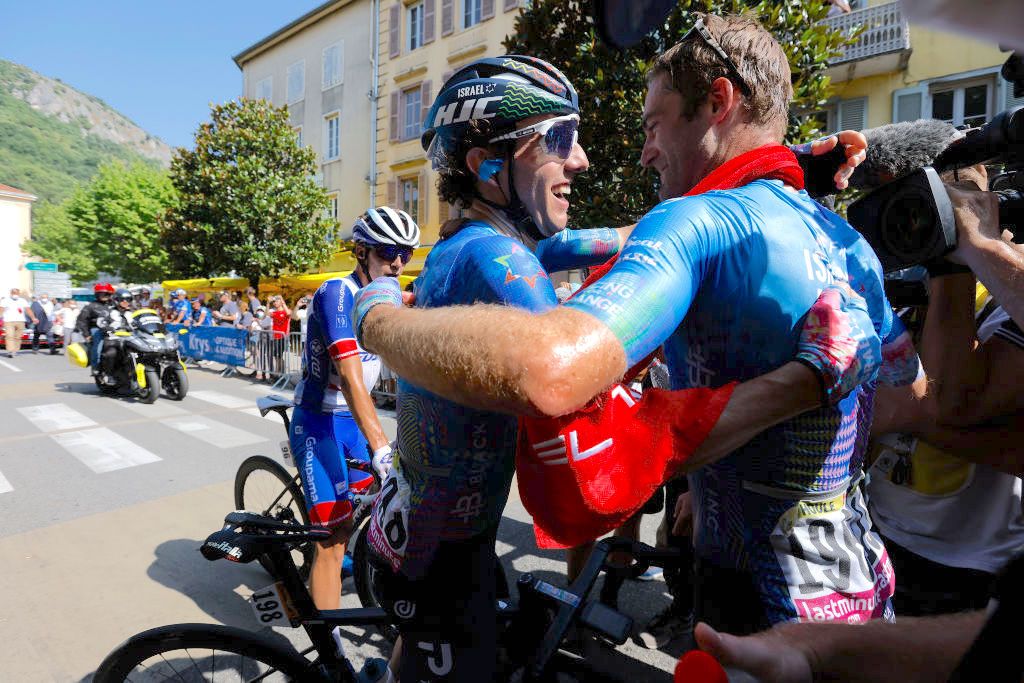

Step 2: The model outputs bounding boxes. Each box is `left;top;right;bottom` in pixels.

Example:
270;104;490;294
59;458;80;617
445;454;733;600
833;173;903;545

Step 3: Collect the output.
355;50;887;680
168;289;190;325
76;283;116;372
289;206;419;611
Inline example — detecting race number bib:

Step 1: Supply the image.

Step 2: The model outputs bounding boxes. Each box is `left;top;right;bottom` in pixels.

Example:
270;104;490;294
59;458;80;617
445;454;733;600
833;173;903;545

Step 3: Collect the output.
367;468;411;571
769;486;894;623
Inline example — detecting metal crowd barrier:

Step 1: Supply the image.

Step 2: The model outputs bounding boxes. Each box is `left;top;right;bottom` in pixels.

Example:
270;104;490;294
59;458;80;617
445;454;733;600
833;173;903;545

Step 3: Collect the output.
182;325;395;404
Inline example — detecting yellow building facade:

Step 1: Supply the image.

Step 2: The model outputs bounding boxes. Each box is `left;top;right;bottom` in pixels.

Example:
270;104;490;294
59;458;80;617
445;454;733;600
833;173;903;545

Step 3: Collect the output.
821;1;1022;133
375;0;528;245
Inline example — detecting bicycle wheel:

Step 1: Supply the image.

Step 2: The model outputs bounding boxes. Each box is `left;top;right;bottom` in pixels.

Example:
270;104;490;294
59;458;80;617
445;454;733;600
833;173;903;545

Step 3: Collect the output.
350;502;400;643
234;455;314;580
93;623;325;682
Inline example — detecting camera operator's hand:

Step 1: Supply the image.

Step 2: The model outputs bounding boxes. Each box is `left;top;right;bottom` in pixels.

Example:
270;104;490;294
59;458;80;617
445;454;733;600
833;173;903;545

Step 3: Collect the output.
947;182;1010;264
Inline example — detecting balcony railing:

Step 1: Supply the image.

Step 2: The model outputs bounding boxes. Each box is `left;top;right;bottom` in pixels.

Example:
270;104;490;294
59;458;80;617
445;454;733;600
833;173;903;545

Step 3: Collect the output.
824;1;910;64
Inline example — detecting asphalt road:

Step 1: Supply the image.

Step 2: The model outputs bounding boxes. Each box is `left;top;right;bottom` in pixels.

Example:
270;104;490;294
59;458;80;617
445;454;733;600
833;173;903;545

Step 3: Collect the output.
0;350;693;682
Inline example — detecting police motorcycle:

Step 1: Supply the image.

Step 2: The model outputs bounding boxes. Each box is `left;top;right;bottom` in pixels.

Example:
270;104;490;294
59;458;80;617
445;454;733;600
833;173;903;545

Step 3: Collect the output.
91;290;188;403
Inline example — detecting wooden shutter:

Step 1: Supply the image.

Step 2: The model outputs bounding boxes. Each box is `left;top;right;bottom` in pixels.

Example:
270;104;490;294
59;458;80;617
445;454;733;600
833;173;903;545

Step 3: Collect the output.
387;178;397;207
423;0;436;44
388;3;401;58
389;91;400;142
441;0;454;36
503;0;518;11
419;80;432;136
418;170;428;226
482;0;495;21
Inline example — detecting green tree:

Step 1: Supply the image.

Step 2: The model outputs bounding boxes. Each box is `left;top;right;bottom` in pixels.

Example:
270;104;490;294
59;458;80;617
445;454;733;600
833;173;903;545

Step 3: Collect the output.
504;0;849;227
22;201;97;284
65;160;175;283
159;99;333;289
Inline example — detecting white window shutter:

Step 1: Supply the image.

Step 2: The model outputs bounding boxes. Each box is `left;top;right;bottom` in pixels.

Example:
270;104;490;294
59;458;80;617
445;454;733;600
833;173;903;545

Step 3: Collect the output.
1004;79;1024;111
837;97;866;132
893;84;927;122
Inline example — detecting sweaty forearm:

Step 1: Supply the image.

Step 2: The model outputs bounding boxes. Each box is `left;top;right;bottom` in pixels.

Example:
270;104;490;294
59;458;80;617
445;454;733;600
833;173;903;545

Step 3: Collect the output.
361;304;626;417
689;362;820;469
916;412;1024;476
962;237;1024;329
921;273;986;425
799;611;984;682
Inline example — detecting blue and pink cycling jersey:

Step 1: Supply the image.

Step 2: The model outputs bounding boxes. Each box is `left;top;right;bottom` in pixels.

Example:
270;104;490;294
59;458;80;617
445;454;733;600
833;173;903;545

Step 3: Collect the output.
564;179;912;623
367;222;559;578
290;275;378;527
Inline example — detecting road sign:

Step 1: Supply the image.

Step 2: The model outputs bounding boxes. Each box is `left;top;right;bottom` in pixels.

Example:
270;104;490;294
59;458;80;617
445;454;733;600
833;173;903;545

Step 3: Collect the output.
25;262;58;272
32;271;72;299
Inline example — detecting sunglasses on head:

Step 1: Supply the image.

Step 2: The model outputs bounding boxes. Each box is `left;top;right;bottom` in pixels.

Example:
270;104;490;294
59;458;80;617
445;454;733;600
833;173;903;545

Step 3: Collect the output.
373;244;414;264
682;18;752;98
489;114;580;160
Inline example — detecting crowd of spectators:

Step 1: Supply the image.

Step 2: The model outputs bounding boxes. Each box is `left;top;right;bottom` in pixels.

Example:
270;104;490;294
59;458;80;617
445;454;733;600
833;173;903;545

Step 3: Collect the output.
0;288;84;358
152;287;314;382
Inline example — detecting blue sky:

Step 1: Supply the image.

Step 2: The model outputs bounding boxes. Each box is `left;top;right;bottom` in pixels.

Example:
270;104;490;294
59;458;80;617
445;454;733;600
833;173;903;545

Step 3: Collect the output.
1;1;326;149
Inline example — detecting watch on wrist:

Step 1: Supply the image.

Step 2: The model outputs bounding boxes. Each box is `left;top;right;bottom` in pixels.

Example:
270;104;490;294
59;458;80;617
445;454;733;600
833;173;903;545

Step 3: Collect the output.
925;259;972;278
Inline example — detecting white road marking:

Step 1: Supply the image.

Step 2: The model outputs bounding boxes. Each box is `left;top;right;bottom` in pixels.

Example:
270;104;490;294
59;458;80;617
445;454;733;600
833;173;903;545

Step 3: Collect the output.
50;428;162;473
121;401;189;418
0;358;22;373
187;390;252;409
0;471;12;494
18;404;97;432
161;415;266;448
240;407;281;422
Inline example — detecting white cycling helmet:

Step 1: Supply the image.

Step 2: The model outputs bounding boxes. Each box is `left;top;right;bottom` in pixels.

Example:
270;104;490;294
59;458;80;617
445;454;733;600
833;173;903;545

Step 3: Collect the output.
351;207;421;248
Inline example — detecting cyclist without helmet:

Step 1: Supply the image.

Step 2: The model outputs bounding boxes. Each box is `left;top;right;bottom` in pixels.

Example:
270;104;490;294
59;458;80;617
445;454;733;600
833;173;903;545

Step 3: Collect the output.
289;206;419;613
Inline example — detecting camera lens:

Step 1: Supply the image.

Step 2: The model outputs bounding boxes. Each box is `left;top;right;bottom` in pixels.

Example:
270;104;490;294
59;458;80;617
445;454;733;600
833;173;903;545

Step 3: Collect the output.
881;188;939;261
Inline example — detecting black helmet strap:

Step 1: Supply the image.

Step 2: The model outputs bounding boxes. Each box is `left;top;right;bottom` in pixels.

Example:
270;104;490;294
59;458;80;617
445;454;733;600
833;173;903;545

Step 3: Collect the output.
475;146;544;245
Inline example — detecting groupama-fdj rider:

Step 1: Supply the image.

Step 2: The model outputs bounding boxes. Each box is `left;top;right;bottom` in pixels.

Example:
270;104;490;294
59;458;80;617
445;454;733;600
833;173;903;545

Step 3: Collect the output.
290;207;420;611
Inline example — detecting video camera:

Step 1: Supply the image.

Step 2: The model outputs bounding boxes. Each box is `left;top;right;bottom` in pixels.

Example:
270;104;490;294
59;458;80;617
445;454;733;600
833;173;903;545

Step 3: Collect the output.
847;52;1024;274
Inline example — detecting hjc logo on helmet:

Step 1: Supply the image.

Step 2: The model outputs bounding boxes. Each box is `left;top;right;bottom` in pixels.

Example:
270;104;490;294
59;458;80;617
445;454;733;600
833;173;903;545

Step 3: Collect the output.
432;97;501;128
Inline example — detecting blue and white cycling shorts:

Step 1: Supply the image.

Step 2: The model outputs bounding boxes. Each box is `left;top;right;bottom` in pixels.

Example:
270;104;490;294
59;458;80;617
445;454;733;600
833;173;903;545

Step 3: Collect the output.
290;406;375;528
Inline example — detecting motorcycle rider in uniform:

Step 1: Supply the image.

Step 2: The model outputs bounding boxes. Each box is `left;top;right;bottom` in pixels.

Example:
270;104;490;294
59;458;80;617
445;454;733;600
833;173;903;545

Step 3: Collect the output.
75;283;115;373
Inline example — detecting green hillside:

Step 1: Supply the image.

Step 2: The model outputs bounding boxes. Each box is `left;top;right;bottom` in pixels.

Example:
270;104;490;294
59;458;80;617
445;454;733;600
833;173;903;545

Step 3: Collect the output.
0;60;168;204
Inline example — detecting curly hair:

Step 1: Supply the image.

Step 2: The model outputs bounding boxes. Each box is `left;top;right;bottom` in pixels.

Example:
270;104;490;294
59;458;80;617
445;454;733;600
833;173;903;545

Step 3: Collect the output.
435;118;511;209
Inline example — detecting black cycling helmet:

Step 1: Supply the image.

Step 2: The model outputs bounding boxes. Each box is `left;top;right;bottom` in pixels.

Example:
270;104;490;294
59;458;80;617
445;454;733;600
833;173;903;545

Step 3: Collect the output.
421;56;580;241
422;55;579;169
114;288;133;305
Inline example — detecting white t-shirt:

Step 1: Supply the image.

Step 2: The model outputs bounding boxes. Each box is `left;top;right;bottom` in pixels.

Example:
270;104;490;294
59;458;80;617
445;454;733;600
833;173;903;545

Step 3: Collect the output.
0;296;30;323
868;302;1024;574
56;307;79;336
39;299;54;319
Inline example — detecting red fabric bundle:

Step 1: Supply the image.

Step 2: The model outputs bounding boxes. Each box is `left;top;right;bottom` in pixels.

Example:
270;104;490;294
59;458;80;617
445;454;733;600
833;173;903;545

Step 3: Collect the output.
517;145;803;549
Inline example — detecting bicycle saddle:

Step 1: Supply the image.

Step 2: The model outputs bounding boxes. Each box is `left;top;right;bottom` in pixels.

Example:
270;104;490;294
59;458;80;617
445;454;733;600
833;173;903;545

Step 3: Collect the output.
200;512;330;563
256;394;293;417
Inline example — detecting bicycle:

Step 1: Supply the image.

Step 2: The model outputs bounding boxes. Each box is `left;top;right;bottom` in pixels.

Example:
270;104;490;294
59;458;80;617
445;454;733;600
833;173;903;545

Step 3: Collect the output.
233;394;381;587
94;510;683;682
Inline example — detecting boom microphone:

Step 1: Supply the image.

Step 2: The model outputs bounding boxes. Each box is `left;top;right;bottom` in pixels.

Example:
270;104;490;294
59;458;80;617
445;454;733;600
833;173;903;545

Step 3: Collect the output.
847;119;961;191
